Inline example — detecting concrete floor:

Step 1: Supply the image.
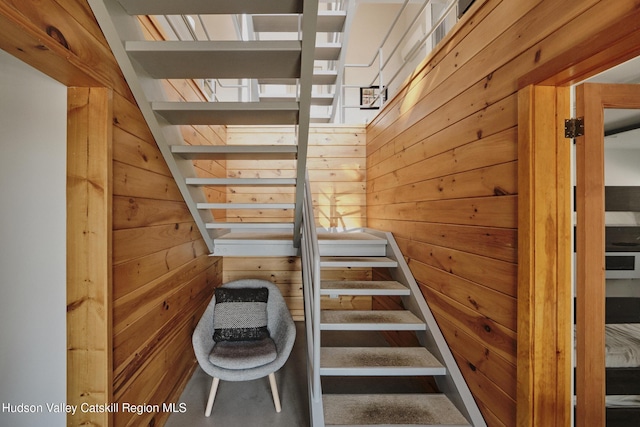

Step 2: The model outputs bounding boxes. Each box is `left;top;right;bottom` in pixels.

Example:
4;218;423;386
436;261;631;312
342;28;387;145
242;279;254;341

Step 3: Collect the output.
165;323;431;427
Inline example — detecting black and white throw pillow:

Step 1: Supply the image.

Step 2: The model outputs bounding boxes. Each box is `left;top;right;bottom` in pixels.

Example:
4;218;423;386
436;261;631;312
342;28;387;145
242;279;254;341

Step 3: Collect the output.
212;287;270;342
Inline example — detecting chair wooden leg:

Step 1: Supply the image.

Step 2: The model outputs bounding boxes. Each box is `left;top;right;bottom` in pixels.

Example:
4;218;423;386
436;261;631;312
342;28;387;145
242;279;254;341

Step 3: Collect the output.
268;372;282;413
205;377;220;417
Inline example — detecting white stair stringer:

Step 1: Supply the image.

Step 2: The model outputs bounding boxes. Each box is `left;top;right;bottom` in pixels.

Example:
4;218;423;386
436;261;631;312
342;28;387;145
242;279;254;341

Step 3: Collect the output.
301;225;486;426
363;228;487;427
87;0;218;251
253;0;356;124
88;0;320;254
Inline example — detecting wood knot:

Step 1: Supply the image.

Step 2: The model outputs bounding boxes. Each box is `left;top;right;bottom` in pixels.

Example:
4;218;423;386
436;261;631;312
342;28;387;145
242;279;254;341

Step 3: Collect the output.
483;324;491;333
46;26;70;50
534;49;542;63
494;186;509;196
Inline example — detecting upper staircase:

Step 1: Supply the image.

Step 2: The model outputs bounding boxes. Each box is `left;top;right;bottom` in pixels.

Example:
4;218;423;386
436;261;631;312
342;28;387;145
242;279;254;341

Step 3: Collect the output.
89;0;331;254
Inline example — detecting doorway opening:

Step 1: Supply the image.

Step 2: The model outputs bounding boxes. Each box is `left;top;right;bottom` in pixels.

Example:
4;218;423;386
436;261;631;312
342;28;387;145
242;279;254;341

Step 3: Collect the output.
572;61;640;427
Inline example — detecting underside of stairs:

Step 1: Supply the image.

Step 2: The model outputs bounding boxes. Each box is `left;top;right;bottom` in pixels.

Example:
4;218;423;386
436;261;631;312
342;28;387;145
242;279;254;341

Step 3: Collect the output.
89;0;339;254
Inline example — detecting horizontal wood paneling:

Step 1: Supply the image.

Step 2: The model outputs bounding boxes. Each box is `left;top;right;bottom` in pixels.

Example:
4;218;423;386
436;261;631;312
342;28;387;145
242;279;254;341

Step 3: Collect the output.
0;4;227;426
366;0;640;424
0;0;132;96
223;257;372;320
108;41;225;422
226;125;366;228
222;125;368;317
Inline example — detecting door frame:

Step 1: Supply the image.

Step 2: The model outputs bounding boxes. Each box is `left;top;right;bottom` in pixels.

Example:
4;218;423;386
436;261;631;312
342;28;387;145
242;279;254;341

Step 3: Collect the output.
517;84;572;427
517;12;640;426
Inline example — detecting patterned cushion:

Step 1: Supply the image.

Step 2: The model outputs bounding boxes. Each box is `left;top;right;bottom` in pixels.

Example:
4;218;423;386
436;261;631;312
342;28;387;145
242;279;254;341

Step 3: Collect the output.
212;287;270;342
209;338;277;369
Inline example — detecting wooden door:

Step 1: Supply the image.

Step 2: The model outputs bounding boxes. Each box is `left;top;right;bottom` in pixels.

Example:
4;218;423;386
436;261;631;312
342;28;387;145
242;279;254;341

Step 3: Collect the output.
574;83;640;427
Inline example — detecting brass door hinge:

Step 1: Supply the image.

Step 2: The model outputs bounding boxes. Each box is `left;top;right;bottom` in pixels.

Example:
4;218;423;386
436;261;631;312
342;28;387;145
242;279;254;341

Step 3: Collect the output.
564;117;584;139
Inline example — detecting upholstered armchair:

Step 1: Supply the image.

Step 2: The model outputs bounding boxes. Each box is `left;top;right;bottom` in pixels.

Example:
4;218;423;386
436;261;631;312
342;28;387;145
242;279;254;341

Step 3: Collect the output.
192;279;296;416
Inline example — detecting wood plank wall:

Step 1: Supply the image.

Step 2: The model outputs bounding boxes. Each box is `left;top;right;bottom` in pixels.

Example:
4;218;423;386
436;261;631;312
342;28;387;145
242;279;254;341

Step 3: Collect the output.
365;0;640;426
225;125;367;228
0;2;225;426
224;125;369;319
113;16;225;427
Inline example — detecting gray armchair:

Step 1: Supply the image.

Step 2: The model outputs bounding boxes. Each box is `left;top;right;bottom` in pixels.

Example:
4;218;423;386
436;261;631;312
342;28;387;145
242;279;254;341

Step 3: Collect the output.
192;279;296;416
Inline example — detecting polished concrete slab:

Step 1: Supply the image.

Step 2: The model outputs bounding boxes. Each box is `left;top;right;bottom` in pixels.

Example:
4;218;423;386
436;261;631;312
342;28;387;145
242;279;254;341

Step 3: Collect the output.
166;322;310;427
166;323;432;427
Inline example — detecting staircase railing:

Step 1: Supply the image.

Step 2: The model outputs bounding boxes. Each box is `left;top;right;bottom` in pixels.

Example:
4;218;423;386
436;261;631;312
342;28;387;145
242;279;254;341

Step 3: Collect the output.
338;0;458;122
301;172;324;427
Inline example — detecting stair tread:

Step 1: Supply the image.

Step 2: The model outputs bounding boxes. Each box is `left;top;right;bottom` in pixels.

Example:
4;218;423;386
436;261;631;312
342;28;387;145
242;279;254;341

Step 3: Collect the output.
253;11;346;33
259;70;338;86
215;232;293;241
315;43;342;61
311;115;332;123
212;231;297;256
321;281;409;296
321;310;425;331
198;203;295;210
116;0;303;15
206;222;294;230
186;177;296;186
320;256;398;268
317;231;386;243
153;101;299;126
126;40;302;79
260;93;334;106
323;394;470;426
172;144;297;160
320;347;444;373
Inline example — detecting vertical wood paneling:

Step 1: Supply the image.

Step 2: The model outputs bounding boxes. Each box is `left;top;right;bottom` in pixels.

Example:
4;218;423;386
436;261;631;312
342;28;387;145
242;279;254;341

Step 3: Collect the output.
109;88;224;423
366;0;640;425
517;85;571;427
67;87;113;427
